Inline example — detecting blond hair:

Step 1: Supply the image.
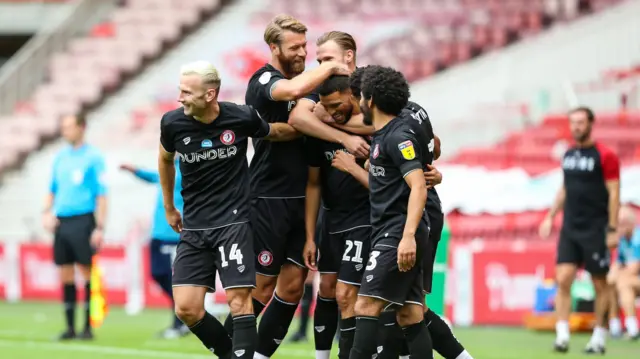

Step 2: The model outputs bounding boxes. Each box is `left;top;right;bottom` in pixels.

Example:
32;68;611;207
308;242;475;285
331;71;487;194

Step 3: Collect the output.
317;31;357;54
263;14;307;45
180;61;221;88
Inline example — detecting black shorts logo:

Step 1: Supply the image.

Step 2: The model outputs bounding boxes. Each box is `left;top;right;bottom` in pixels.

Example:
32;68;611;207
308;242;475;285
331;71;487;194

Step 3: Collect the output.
258;251;273;266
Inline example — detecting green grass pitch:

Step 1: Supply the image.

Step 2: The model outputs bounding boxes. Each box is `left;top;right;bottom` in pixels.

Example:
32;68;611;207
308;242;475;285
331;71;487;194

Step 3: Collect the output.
0;301;637;358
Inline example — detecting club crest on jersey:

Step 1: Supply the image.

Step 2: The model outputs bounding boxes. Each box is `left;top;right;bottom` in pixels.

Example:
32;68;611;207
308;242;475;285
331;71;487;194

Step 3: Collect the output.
201;139;213;148
220;130;235;145
183;137;191;145
258;251;273;266
372;144;380;159
398;140;415;160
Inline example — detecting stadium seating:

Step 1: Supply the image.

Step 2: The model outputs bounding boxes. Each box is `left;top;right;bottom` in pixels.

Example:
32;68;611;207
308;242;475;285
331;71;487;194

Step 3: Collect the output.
0;0;228;174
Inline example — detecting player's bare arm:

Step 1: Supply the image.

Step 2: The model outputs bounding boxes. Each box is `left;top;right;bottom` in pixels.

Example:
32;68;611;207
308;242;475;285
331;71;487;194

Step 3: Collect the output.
605;179;621;248
271;61;348;101
332;113;375;136
92;195;107;247
331;151;369;189
539;184;566;238
289;100;370;157
264;122;302;142
398;169;428;272
303;167;321;270
434;135;441;160
158;144;182;232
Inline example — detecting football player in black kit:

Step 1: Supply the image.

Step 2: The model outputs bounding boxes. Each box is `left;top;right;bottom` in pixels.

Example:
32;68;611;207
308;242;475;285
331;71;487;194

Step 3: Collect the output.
228;14;349;359
319;67;474;359
302;74;371;359
348;66;434;359
158;61;298;359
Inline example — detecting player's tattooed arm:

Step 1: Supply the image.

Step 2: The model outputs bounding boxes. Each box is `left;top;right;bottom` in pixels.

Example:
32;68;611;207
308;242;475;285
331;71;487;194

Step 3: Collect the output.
271;61;349;101
331;151;369;189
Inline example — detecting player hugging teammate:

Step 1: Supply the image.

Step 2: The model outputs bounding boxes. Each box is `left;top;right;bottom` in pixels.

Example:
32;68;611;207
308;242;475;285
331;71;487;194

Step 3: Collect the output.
157;14;472;359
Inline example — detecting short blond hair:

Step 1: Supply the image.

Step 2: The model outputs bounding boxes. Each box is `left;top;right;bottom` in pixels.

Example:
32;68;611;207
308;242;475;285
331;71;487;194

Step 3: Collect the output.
263;14;307;45
317;30;357;61
180;61;221;88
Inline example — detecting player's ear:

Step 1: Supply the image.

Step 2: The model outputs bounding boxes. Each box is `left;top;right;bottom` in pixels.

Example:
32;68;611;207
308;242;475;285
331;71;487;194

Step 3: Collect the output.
345;49;354;64
206;87;217;102
269;42;279;54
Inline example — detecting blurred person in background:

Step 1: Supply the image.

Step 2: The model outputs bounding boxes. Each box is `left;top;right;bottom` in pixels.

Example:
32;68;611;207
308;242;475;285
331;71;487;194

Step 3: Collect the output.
539;106;621;354
608;205;640;340
120;158;188;339
159;61;298;359
42;114;107;341
232;14;349;359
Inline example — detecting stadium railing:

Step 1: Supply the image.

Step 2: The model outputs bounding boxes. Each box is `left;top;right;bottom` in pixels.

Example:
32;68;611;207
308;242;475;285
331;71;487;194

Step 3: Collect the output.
0;0;116;115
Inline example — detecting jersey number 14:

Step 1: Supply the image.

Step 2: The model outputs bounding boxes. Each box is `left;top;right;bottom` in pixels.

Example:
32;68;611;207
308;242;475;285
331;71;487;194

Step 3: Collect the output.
218;243;243;267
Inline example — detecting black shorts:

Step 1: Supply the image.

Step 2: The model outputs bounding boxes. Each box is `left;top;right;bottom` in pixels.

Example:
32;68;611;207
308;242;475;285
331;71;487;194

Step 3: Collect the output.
318;225;372;286
359;223;429;307
423;210;444;294
53;213;95;266
172;222;256;292
150;239;177;277
557;226;609;276
251;197;306;276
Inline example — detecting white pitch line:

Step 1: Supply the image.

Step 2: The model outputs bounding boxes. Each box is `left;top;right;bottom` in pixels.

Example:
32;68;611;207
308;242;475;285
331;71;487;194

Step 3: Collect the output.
0;338;314;358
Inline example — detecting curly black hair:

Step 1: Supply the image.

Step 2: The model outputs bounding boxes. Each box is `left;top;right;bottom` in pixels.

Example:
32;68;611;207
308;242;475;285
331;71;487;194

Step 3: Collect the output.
316;75;350;97
360;65;410;116
349;65;370;98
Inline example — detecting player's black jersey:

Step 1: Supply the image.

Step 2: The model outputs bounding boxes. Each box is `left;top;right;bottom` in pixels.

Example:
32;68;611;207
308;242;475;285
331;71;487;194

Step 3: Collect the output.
246;64;317;198
369;117;432;245
401;101;441;214
306;135;370;233
160;104;270;230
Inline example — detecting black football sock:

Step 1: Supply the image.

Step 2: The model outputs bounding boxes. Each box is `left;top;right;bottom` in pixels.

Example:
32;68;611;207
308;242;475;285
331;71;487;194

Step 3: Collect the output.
63;284;76;333
297;283;313;335
231;314;257;359
376;311;402;359
338;317;356;359
314;296;339;353
402;320;433;359
348;316;379;359
255;294;298;357
424;309;466;359
188;312;232;357
83;282;91;332
224;298;265;336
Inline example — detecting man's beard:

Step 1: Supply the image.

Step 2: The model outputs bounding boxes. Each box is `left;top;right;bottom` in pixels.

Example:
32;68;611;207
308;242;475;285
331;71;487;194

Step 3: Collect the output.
280;54;305;76
362;102;373;126
573;128;591;142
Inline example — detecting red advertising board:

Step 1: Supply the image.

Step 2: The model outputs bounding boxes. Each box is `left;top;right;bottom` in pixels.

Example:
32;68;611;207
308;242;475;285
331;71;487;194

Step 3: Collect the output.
19;243;128;304
0;243;6;299
470;241;556;325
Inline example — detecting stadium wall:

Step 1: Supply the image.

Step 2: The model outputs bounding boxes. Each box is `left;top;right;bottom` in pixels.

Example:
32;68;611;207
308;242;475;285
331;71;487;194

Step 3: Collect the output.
410;0;640;156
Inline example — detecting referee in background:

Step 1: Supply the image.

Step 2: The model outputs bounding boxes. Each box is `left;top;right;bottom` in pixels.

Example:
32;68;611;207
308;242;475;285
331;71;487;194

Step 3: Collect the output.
120;158;189;339
42;114;108;341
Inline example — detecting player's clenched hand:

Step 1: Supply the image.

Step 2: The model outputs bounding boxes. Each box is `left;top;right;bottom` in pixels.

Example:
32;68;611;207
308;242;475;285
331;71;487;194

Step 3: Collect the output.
303;240;318;271
332;150;357;173
165;207;183;233
538;216;553;239
606;231;619;249
397;234;416;272
313;103;334;124
42;211;59;233
323;61;351;76
343;135;370;158
423;164;442;189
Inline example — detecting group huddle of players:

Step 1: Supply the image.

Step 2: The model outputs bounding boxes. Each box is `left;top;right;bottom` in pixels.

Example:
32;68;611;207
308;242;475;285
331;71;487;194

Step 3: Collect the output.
157;14;473;359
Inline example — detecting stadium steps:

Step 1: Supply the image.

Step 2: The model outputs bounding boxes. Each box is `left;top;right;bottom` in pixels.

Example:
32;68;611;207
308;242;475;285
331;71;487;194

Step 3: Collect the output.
0;0;263;242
